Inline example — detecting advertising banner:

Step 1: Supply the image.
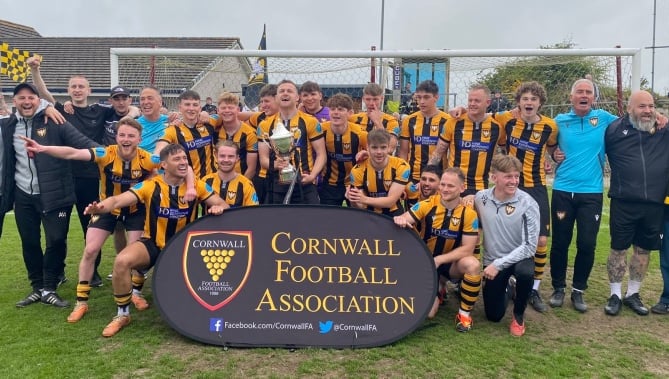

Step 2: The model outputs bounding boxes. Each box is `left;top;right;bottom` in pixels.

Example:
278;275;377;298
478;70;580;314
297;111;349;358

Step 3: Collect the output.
153;206;437;348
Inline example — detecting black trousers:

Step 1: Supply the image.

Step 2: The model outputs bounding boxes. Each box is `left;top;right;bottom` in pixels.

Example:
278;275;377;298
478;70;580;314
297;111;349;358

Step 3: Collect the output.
483;257;534;322
14;188;72;291
74;177;102;276
549;190;603;291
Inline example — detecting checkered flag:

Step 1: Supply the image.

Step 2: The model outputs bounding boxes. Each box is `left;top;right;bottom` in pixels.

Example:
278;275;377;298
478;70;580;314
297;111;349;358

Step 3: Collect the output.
0;42;33;83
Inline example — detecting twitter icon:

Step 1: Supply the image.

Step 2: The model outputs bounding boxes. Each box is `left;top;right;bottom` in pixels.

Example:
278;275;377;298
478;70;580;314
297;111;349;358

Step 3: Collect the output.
319;320;333;334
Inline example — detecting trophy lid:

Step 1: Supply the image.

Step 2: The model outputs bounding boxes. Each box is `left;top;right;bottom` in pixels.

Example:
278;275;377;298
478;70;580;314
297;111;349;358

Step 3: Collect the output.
270;120;292;140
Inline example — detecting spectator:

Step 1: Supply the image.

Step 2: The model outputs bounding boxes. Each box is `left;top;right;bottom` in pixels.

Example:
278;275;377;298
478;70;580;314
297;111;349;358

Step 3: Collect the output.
487;90;511;113
201;96;217;114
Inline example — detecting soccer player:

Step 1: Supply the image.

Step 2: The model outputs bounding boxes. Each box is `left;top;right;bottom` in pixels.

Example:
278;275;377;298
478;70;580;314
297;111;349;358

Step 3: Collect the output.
493;82;558;313
475;154;540;337
319;93;367;206
405;164;442;209
299;81;330;122
398;80;451;182
257;80;326;204
21;117;165;321
202;140;259;208
429;84;504;197
347;129;410;216
394;168;480;332
215;92;258;179
155;90;217;180
350;83;399;153
84;144;228;337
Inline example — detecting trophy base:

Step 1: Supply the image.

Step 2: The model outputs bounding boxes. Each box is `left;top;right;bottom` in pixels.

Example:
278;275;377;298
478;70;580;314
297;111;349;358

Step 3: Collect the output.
278;168;297;185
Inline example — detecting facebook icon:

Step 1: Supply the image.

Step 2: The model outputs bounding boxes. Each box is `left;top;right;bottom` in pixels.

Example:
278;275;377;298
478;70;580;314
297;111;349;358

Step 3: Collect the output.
209;318;223;332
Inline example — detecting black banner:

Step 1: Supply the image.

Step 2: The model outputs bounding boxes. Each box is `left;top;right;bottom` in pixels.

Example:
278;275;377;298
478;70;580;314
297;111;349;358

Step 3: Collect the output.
153;205;437;348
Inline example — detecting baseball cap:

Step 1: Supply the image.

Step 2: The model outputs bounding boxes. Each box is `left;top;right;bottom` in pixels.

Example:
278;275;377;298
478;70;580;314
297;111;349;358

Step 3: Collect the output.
13;82;39;96
110;85;130;98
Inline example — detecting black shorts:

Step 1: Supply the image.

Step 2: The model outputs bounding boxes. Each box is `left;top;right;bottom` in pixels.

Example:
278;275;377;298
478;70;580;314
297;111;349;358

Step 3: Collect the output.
519;185;550;237
610;199;663;251
319;184;346;206
88;209;145;233
139;237;162;268
437;262;454;280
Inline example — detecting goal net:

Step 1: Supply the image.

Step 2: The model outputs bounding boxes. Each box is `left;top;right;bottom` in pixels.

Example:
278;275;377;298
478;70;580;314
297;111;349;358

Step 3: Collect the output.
110;48;641;117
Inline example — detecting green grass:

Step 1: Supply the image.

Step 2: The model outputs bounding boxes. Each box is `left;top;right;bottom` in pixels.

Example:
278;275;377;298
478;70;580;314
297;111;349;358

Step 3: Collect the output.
1;194;669;378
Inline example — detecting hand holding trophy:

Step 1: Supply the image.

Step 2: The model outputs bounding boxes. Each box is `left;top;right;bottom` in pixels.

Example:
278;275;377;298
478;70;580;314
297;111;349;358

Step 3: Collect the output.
268;120;297;184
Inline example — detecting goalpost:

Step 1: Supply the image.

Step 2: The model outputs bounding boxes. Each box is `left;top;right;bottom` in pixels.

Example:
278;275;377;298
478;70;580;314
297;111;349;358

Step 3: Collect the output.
110;48;641;116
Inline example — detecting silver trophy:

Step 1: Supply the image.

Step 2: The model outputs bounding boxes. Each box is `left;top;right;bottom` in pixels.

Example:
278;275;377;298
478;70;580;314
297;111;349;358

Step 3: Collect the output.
269;120;297;184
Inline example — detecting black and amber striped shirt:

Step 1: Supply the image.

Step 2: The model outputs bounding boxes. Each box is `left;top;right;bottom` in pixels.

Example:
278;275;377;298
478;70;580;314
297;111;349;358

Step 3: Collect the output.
409;196;479;256
202;172;259;208
91;145;160;216
350;156;411;216
321;121;367;187
217;123;258;176
159;123;218;179
494;112;558;188
440;115;504;192
400;111;451;181
257;111;324;182
130;176;215;250
350;112;400;135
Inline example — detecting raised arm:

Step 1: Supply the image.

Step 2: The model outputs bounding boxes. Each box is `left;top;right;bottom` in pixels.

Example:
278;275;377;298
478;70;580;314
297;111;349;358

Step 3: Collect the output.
21;135;93;161
27;56;56;104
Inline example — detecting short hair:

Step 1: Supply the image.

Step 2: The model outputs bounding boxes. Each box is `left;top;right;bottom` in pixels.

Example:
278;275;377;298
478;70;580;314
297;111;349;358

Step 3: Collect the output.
68;75;90;87
571;78;594;94
141;85;162;96
116;116;142;133
217;91;239;105
363;83;384;97
179;90;200;102
442;167;465;182
421;164;443;179
515;81;547;105
415;80;439;95
259;84;277;98
327;93;354;110
300;81;321;94
469;83;491;98
159;143;186;161
215;139;240;154
491;154;522;173
367;129;391;146
277;79;298;91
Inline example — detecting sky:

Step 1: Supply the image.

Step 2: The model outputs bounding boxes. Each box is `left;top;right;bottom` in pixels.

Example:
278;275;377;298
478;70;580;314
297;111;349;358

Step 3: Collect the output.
1;0;667;95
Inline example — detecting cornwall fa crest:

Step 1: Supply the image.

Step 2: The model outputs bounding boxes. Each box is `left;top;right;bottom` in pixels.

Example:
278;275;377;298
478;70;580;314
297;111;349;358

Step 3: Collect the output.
183;231;252;311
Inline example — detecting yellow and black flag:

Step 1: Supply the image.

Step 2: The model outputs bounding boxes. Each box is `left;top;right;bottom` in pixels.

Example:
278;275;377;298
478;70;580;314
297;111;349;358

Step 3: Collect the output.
0;42;33;83
248;24;267;85
245;25;267;109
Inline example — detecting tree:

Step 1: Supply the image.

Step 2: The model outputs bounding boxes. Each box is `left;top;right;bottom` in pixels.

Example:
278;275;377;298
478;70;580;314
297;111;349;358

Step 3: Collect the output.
480;41;607;115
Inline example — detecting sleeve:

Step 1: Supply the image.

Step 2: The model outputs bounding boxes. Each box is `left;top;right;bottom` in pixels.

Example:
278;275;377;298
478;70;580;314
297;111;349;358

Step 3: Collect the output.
385;117;400;136
400;117;410;140
60;121;99;149
409;200;427;222
92;146;111;165
159;126;177;143
245;125;258;153
462;207;479;236
350;164;365;188
308;119;324;142
197;179;216;202
393;160;411;185
129;181;150;204
243;181;259;206
440;118;455;143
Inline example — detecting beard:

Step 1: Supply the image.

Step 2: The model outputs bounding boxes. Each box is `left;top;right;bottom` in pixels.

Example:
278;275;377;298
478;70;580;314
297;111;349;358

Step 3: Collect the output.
630;113;656;132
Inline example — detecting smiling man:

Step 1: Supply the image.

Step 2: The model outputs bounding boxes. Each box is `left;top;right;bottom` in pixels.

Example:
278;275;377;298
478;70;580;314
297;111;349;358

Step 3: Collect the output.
155;90;217;180
492;82;558;313
202;140;259;208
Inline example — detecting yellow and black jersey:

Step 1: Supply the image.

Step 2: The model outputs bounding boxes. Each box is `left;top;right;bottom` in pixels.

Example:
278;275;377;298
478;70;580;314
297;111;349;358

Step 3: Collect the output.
409;195;479;256
440;115;504;192
350;156;411;216
130;176;215;250
400;111;451;181
321;121;368;187
247;112;269;129
494;112;558;188
257;111;324;181
218;122;258;175
159;123;217;179
350;112;400;136
91;145;160;216
202;172;259;208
